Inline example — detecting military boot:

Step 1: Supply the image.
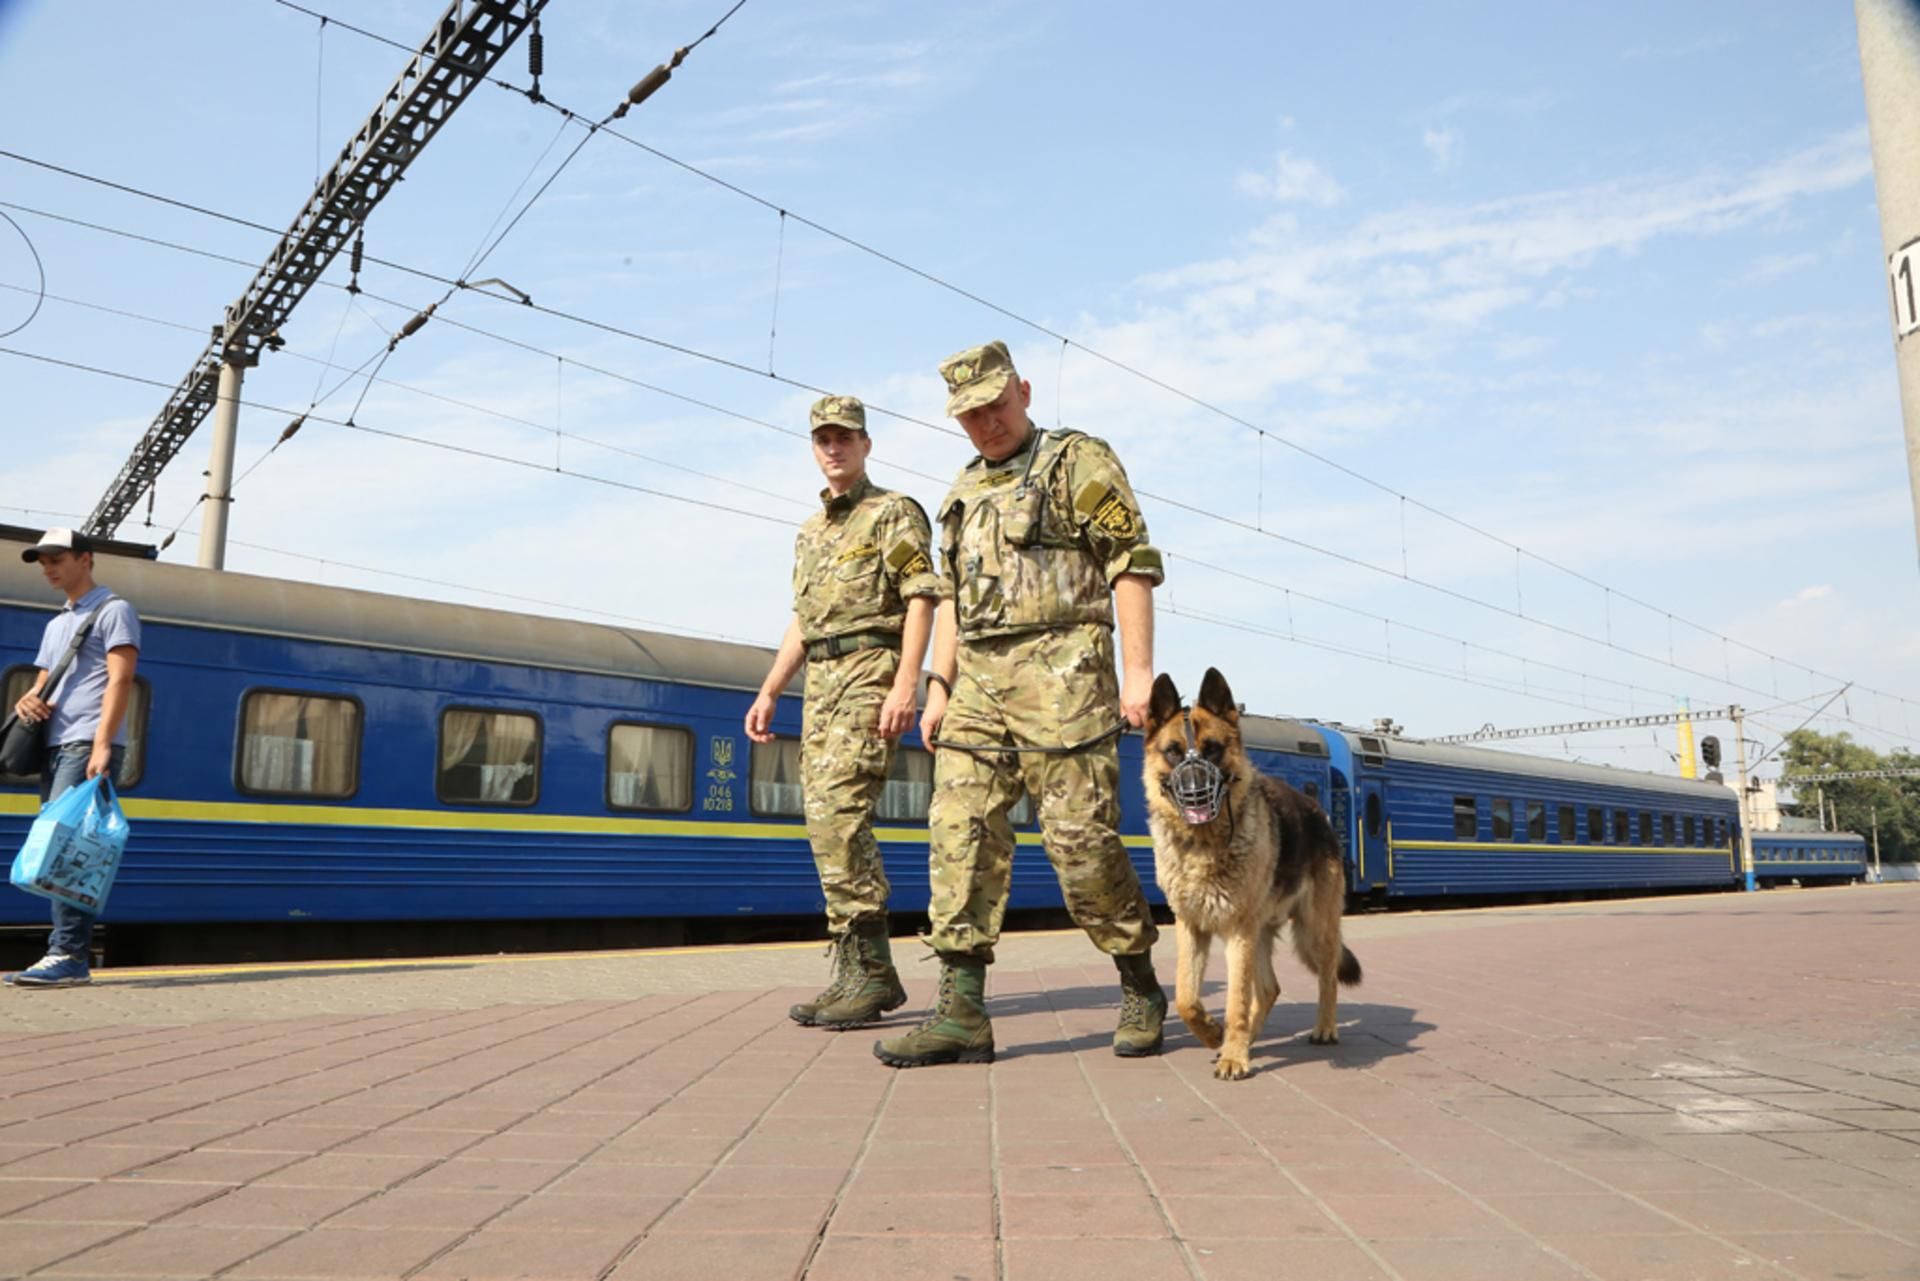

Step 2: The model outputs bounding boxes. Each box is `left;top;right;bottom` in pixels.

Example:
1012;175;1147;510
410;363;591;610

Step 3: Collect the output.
788;934;857;1026
871;955;994;1067
814;920;908;1029
1112;950;1167;1057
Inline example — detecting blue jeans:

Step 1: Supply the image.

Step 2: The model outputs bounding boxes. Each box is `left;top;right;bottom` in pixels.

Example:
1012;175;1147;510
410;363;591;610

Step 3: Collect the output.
39;743;124;959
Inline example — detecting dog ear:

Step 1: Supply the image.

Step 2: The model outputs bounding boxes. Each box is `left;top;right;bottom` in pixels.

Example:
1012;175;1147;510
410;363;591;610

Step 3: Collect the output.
1148;673;1182;732
1197;668;1238;722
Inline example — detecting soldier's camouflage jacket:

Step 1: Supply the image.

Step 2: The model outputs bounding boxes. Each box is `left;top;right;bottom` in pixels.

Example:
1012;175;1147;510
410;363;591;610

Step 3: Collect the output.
792;476;945;641
936;425;1164;640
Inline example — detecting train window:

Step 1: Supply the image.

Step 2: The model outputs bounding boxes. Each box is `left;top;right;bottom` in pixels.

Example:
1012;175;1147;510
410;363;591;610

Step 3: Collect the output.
1558;805;1576;842
1661;814;1675;846
1588;807;1604;842
1684;815;1697;845
1;668;151;790
1491;798;1513;840
1009;790;1034;826
438;709;540;806
238;690;361;798
607;723;692;812
749;739;804;817
1638;811;1653;844
1453;795;1477;838
1303;780;1321;804
876;748;934;822
1613;810;1629;844
1364;793;1383;837
1526;801;1546;842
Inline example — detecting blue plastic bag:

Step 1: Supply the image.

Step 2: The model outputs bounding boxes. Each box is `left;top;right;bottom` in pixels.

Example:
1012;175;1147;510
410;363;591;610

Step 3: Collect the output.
10;775;129;914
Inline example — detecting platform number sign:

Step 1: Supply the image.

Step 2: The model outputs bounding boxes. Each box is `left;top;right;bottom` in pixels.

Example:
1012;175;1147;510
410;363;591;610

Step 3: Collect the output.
1892;236;1920;342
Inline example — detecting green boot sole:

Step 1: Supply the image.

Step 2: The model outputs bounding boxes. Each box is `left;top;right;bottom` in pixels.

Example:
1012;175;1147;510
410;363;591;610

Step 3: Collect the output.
871;1035;995;1067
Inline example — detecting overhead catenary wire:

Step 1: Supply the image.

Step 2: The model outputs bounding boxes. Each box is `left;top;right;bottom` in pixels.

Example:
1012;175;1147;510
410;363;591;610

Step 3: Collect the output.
248;6;1903;721
5;165;1916;748
0;210;46;339
7;186;1912;756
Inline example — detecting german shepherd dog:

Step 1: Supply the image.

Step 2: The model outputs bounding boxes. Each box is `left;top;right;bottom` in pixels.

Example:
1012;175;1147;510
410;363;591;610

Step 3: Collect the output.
1144;669;1361;1079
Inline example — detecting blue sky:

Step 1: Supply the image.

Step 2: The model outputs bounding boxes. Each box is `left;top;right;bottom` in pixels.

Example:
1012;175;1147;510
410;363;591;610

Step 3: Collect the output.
2;0;1914;781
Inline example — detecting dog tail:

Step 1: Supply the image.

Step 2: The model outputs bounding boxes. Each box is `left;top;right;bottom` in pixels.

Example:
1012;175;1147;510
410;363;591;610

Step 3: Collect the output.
1337;946;1362;986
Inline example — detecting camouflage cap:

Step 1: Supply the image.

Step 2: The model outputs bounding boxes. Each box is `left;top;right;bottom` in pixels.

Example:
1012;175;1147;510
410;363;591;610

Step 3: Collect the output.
939;340;1018;417
809;394;867;433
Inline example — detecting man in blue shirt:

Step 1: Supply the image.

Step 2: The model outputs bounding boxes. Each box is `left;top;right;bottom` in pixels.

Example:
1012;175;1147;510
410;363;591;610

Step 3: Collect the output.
5;529;141;989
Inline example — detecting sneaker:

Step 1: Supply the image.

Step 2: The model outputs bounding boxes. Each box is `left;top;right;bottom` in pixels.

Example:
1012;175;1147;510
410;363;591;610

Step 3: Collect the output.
6;954;92;988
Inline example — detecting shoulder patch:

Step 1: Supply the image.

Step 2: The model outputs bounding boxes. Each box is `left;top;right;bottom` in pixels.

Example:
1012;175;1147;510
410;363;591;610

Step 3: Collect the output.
886;544;933;579
1074;480;1139;538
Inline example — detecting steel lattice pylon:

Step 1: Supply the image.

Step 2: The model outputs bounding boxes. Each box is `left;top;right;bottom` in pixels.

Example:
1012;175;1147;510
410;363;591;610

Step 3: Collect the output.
83;0;548;537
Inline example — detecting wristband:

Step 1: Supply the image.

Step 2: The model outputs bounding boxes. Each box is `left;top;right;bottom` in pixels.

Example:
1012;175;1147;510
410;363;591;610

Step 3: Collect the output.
928;673;953;698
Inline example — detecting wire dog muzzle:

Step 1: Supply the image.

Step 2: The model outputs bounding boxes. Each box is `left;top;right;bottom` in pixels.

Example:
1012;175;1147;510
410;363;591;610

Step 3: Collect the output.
1163;707;1228;826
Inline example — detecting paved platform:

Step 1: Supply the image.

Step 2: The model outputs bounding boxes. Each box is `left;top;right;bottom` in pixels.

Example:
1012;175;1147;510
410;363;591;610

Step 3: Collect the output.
1;885;1917;1281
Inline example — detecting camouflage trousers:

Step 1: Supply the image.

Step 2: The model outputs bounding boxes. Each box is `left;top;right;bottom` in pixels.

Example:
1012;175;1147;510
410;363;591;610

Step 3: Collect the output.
802;645;897;936
927;623;1157;962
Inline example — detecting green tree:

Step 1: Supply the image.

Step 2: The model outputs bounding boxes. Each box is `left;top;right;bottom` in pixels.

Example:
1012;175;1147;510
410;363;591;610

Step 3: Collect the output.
1778;730;1918;863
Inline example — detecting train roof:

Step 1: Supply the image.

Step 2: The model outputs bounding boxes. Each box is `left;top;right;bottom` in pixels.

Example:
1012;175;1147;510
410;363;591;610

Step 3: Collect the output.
1317;725;1736;804
0;534;788;695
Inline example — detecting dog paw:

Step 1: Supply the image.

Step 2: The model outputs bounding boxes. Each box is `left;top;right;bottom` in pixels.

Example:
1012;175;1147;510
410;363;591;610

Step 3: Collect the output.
1307;1030;1340;1046
1213;1052;1252;1080
1180;1011;1225;1050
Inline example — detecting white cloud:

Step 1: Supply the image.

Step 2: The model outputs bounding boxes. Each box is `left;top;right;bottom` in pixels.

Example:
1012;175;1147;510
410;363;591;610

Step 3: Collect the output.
1236;150;1346;206
1422;126;1461;173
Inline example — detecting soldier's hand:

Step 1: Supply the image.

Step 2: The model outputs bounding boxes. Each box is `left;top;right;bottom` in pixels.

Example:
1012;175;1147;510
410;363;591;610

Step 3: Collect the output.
1120;667;1152;730
744;693;777;744
14;692;51;724
919;686;948;746
878;683;917;741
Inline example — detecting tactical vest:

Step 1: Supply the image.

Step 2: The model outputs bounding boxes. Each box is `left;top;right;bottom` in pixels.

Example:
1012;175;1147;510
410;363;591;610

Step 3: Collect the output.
937;429;1114;639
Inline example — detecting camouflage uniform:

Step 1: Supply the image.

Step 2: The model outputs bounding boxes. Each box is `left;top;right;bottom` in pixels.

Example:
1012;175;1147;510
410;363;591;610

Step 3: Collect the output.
792;399;944;937
925;354;1164;963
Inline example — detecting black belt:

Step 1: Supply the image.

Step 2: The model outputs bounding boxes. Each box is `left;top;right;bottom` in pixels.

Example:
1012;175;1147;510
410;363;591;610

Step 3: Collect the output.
805;631;901;661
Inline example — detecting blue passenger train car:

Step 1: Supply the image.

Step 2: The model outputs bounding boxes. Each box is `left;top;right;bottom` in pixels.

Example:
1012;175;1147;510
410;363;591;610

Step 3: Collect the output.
1750;830;1868;886
1;537;1797;938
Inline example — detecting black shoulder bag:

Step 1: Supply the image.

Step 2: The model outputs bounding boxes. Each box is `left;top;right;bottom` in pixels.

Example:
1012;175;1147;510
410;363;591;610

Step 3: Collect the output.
0;610;101;777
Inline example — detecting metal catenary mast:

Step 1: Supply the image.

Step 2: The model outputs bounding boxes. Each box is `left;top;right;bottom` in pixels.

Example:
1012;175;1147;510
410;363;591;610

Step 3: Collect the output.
81;0;550;567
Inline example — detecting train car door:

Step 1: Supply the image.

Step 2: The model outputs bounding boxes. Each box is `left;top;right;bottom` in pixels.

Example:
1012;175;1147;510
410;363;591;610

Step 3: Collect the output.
1359;778;1389;892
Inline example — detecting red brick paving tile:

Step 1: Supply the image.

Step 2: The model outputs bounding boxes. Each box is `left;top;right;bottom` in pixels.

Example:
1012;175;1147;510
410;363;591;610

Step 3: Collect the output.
1186;1238;1391;1281
165;1184;371;1229
1727;1232;1920;1281
224;1226;468;1280
1002;1236;1191;1281
652;1193;833;1235
94;1120;256;1150
1479;1192;1688;1235
1796;1184;1920;1235
1559;1157;1746;1193
861;1140;988;1170
118;1148;303;1183
0;1221;128;1274
542;1162;705;1198
206;1124;367;1154
697;1162;848;1197
1775;1130;1920;1161
327;1128;479;1160
1000;1192;1171;1239
1638;1188;1860;1234
1314;1191;1520;1240
806;1234;999;1281
326;1189;519;1230
255;1153;436;1189
389;1106;535;1133
604;1229;814;1281
454;1131;602;1164
724;1136;866;1168
995;1139;1130;1167
1256;1133;1409;1166
828;1192;995;1236
411;1228;638;1280
11;1177;225;1224
488;1193;672;1233
1370;1237;1589;1280
592;1134;737;1165
400;1158;569;1194
999;1163;1146;1197
1287;1162;1447;1197
0;1116;140;1145
42;1223;295;1277
1544;1233;1792;1281
0;1176;87;1214
0;1145;174;1180
1162;1194;1343;1239
502;1110;635;1139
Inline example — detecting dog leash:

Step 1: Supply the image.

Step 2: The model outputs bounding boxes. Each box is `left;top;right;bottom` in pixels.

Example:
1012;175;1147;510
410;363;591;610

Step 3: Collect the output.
930;719;1130;756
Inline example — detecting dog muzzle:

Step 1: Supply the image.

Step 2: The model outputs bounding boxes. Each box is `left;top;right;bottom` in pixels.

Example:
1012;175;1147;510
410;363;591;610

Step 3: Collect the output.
1163;708;1227;825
